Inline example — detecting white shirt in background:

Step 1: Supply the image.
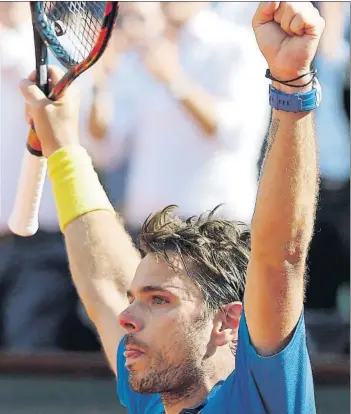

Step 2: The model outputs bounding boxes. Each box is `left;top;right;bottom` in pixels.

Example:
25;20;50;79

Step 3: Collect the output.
92;8;270;228
215;2;260;29
0;22;96;233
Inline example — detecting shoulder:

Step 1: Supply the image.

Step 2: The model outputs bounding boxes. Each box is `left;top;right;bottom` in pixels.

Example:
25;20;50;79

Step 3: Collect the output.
234;311;316;413
238;309;310;363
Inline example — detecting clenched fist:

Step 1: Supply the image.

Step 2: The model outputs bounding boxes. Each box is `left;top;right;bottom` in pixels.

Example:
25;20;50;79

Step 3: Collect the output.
252;2;325;80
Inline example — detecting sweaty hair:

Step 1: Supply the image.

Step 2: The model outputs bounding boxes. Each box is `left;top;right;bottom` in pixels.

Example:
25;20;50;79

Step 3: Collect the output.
140;205;251;313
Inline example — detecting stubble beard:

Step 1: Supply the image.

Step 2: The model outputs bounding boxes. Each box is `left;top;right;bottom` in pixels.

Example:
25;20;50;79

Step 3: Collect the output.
129;352;203;395
128;310;210;401
128;338;206;404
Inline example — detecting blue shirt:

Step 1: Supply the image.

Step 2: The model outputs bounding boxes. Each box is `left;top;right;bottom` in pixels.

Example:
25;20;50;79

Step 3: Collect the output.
116;311;316;413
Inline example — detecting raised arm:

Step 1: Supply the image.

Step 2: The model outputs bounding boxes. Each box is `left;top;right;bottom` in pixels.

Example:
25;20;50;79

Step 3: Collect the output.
63;211;139;375
244;2;325;355
20;67;140;375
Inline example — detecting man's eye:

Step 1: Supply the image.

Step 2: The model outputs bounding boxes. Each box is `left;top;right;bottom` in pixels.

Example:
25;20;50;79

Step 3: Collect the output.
151;296;168;305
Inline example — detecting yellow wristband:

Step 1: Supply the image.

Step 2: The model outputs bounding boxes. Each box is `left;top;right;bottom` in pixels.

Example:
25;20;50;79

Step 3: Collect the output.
48;145;115;232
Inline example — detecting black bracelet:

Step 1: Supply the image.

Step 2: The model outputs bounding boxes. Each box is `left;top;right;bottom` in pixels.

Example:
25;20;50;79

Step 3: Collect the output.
265;68;317;88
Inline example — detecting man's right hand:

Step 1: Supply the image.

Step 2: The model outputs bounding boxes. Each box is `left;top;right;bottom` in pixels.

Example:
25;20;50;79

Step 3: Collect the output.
21;66;80;158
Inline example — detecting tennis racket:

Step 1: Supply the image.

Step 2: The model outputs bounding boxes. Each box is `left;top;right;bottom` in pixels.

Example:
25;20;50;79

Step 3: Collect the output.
9;1;119;237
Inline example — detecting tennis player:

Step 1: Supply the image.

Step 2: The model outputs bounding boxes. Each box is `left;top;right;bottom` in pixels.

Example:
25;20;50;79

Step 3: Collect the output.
21;2;324;413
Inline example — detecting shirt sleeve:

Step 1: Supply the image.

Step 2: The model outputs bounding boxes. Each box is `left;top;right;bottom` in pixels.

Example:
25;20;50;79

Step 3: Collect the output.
233;310;317;414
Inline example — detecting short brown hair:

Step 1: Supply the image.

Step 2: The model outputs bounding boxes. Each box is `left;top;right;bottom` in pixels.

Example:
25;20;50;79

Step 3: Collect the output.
140;205;251;312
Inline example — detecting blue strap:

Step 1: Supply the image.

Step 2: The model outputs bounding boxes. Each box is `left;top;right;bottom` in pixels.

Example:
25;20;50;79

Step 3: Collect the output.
269;77;322;112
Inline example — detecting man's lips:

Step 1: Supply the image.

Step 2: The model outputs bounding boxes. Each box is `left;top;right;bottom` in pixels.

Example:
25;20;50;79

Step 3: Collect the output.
124;346;145;360
124;350;144;359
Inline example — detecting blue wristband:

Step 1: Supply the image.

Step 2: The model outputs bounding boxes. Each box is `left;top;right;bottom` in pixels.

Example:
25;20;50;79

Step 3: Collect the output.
269;77;322;112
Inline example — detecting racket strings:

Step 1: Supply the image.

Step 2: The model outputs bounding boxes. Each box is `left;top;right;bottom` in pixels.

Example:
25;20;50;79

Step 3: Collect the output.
42;1;106;65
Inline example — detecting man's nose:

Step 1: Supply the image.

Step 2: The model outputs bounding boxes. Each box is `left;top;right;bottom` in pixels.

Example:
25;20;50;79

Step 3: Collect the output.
118;307;143;333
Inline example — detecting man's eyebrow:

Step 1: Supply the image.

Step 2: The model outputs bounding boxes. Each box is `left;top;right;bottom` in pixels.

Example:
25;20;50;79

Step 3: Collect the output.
126;285;176;299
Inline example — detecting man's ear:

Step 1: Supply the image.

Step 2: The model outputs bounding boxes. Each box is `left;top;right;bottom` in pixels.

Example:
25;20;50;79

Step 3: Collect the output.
211;302;243;347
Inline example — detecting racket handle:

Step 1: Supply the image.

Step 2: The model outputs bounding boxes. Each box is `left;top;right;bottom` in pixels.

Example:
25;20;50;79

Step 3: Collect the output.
8;146;47;237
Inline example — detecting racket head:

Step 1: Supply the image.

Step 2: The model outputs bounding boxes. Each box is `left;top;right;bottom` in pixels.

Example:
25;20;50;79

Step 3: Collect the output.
31;2;118;93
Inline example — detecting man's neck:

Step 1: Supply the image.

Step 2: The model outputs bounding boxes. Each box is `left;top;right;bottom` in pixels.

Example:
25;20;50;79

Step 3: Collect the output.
162;379;215;414
162;354;234;414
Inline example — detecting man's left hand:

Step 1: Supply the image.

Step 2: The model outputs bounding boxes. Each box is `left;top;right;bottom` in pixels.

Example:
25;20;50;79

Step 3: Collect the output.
252;2;325;80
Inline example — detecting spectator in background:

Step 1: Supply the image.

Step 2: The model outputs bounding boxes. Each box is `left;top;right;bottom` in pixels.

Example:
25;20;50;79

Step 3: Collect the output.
85;22;135;211
215;1;261;28
315;2;350;188
86;2;166;217
0;3;99;352
86;1;167;222
299;2;350;356
305;2;350;315
90;1;270;244
0;3;72;352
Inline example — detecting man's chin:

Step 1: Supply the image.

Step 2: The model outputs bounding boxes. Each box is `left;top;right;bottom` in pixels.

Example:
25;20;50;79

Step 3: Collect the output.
125;353;147;371
128;372;155;394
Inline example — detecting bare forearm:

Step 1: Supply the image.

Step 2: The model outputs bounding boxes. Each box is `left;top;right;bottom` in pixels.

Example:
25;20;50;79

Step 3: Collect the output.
178;82;217;136
252;101;319;266
64;210;140;320
88;88;114;140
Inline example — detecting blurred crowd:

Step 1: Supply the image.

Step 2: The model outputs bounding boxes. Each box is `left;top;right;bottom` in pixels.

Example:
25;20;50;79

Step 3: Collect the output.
0;2;349;356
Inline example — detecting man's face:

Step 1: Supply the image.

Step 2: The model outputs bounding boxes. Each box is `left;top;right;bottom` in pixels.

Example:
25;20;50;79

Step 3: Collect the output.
118;2;165;47
0;3;30;28
119;253;212;394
